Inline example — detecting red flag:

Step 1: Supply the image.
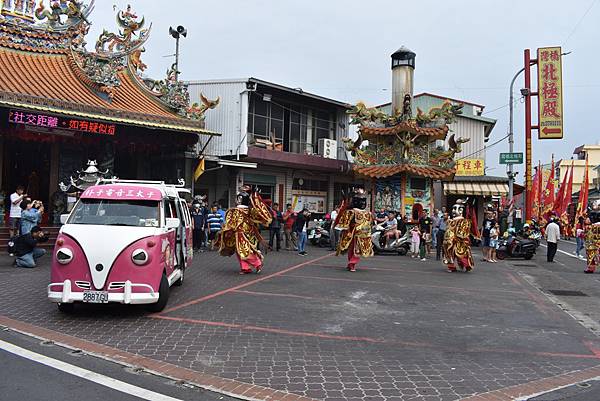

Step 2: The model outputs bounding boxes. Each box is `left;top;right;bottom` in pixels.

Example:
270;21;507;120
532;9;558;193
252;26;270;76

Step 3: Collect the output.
560;161;574;216
561;161;574;235
468;205;480;239
531;164;540;220
553;161;568;215
541;155;555;221
575;157;590;222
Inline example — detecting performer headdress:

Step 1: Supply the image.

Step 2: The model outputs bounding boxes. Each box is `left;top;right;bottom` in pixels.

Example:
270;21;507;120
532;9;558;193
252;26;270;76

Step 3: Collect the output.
452;198;467;218
236;184;252;207
350;186;368;210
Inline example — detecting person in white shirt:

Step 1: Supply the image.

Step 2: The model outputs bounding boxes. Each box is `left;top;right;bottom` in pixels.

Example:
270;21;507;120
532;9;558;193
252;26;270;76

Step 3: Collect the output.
9;185;27;239
329;206;340;251
545;217;561;263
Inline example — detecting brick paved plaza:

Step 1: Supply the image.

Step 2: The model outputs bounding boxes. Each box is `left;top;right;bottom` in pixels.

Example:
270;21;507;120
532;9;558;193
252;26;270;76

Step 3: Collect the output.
2;244;600;401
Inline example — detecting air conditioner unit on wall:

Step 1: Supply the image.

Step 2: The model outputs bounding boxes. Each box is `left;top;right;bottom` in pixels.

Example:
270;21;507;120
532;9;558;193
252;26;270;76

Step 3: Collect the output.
318;138;337;160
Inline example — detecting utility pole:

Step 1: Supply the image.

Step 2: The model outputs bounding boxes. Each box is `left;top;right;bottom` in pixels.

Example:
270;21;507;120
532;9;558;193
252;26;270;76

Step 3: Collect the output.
507;66;525;226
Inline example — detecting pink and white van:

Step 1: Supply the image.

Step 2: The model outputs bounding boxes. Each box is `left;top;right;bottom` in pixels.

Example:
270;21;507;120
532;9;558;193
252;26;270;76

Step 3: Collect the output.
48;180;194;313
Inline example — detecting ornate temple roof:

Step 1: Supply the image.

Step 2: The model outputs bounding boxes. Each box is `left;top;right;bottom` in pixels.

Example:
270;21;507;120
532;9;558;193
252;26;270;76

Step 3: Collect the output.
353;164;456;180
359;121;448;139
345;98;464;180
0;1;218;135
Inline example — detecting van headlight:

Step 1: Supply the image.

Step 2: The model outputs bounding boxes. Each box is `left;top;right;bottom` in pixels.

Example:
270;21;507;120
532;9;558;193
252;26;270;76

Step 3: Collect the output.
56;248;73;265
131;249;149;266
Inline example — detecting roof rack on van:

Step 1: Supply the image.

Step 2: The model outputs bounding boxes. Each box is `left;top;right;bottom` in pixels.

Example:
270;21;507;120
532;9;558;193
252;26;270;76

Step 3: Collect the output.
96;178;187;188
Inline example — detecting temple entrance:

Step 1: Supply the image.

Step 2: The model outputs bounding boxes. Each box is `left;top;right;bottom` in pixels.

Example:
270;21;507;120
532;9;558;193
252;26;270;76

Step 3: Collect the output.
2;138;51;205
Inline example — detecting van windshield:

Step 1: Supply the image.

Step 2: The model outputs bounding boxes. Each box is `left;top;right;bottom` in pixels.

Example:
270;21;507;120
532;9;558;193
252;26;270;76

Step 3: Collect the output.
68;199;160;227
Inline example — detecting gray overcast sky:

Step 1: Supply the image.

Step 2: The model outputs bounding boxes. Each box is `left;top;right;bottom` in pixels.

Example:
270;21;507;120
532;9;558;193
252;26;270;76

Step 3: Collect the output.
89;0;599;180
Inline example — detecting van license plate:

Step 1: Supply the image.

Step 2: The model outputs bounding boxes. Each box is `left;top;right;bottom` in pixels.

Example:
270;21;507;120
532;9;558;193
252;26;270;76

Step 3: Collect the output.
83;291;109;303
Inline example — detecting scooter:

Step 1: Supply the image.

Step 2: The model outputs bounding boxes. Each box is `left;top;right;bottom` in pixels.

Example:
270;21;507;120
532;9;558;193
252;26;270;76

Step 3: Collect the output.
496;236;536;260
371;225;411;255
308;219;331;248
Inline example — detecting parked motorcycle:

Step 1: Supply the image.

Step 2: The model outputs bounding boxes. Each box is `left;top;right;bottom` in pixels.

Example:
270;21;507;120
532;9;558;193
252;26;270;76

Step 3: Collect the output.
308;219;331;248
371;225;411;255
496;237;536;260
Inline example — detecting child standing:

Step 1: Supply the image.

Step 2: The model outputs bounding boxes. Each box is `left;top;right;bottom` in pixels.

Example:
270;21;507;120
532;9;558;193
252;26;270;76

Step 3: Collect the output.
489;223;499;263
410;225;420;258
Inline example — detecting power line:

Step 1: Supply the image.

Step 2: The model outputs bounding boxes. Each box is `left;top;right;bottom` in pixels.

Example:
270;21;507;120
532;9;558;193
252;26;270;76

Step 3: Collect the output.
563;0;598;46
457;134;510;160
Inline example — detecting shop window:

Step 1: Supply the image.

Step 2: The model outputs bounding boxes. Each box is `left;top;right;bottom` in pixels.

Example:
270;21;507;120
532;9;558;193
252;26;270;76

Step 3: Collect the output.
293;178;327;192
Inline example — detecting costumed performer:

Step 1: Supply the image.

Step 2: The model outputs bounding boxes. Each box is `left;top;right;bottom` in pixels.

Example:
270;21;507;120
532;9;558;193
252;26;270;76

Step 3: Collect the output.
584;200;600;274
443;199;474;273
216;185;272;274
335;187;373;272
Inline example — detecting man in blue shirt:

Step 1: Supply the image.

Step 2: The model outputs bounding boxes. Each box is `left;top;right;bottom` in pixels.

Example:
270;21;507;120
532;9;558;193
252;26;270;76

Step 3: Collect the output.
207;204;223;250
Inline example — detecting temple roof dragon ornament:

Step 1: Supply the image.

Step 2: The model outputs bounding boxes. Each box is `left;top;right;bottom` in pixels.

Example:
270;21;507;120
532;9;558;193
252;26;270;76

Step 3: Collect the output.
344;96;468;180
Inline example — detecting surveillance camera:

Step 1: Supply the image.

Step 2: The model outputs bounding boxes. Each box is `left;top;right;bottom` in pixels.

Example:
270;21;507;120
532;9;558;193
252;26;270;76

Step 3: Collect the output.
520;88;530;97
246;82;257;92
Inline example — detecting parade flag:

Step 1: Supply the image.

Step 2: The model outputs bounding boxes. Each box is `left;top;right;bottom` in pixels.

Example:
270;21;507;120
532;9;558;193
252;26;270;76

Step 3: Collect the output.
541;155;555;221
193;157;205;181
531;164;540;220
575;157;590;222
561;161;574;236
467;204;480;239
553;161;569;214
537;161;543;219
560;161;574;216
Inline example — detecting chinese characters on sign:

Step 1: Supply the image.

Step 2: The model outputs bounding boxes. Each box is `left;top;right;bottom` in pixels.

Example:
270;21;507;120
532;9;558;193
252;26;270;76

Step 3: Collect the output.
455;159;485;176
8;110;117;136
81;185;162;201
537;47;563;139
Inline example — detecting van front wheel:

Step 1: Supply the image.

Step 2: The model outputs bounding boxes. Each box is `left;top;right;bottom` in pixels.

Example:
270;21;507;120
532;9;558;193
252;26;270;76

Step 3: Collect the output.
146;274;170;312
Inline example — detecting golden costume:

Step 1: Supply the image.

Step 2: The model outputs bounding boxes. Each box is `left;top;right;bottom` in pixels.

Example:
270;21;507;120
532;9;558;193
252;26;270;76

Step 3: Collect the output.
443;200;474;272
335;188;373;271
216;190;272;273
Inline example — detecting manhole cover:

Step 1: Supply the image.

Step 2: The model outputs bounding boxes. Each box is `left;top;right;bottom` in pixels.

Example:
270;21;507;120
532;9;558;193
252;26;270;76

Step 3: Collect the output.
513;264;537;267
547;290;588;296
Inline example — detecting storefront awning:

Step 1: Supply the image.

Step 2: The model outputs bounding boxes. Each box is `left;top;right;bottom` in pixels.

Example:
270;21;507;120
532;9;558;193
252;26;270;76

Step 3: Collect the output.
444;181;508;196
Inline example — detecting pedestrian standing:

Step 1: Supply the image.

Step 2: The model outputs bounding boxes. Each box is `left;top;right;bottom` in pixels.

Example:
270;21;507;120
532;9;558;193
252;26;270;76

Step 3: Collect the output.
419;210;432;255
207;204;223;250
481;211;496;262
410;225;420;258
329;206;339;251
545;217;560;262
294;208;310;256
575;217;585;259
20;199;43;235
268;202;283;251
436;212;448;260
282;204;297;251
9;185;26;241
431;209;440;250
191;202;207;250
489;223;499;263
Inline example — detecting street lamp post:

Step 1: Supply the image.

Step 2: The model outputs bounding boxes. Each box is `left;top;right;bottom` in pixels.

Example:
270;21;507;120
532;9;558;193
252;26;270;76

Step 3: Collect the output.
507;67;525;226
169;25;187;81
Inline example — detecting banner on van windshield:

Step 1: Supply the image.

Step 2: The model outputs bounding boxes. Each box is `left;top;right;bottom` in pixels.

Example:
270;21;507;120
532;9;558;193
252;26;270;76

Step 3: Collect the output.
81;185;162;201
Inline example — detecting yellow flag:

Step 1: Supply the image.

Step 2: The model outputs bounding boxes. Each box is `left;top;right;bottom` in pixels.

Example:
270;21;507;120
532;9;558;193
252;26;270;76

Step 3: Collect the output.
193;158;205;181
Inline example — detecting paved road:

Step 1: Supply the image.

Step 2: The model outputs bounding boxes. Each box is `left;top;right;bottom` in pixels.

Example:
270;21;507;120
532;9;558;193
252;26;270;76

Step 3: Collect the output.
2;242;600;401
0;328;235;401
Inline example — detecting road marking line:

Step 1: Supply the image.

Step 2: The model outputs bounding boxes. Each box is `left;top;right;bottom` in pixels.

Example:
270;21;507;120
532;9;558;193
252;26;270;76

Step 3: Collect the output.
539;243;586;261
158;253;334;314
0;339;184;401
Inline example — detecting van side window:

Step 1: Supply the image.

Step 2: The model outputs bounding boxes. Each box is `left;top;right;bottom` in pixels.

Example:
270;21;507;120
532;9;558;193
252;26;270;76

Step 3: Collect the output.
164;201;173;219
169;200;180;219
